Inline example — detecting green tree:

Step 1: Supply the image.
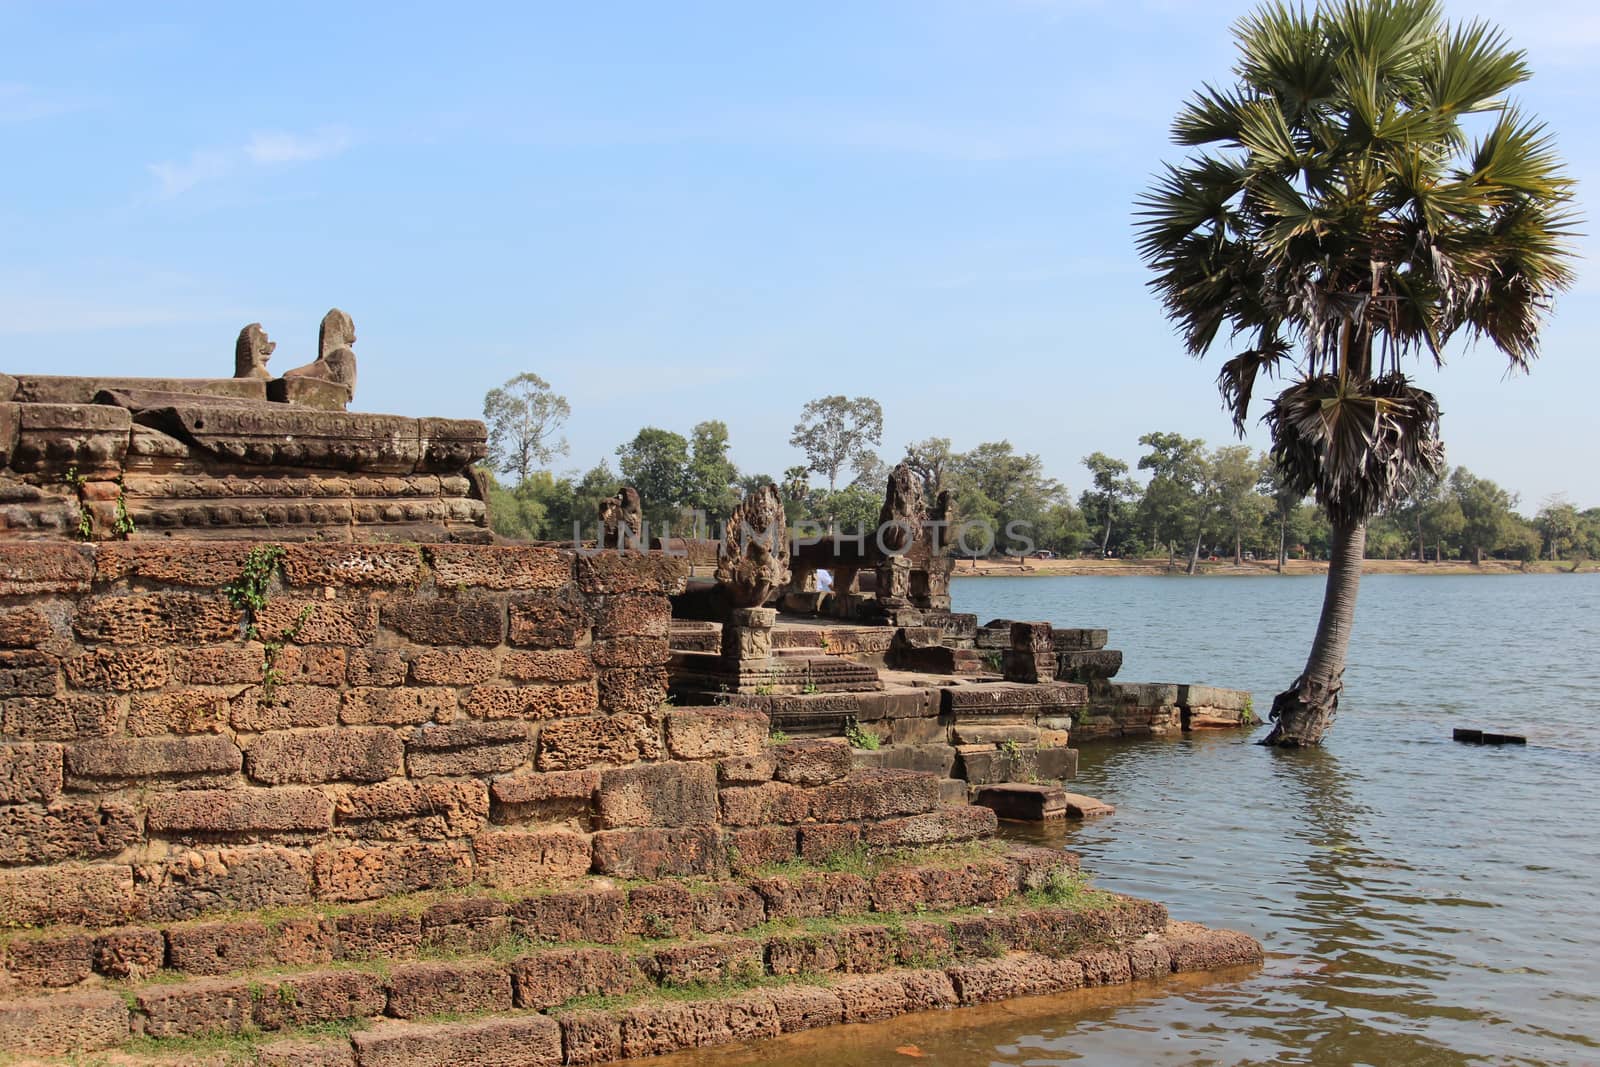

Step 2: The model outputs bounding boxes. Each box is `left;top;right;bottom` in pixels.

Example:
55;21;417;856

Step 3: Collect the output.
616;428;690;527
482;373;571;484
1136;432;1207;570
1211;445;1269;564
902;437;955;503
1258;462;1304;571
1451;468;1518;564
1080;453;1139;557
685;420;741;518
1387;465;1449;561
1136;0;1578;745
1534;494;1580;561
948;441;1064;555
790;396;884;492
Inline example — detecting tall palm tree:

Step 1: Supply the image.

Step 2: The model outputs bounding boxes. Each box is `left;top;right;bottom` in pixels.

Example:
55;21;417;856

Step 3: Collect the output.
1135;0;1577;746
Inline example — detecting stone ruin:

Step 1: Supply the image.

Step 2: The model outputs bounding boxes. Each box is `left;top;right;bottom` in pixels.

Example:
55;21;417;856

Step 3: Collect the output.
0;309;488;544
0;330;1261;1064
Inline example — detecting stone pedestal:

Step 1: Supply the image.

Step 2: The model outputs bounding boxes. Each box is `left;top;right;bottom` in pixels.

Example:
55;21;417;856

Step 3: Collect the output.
721;607;776;665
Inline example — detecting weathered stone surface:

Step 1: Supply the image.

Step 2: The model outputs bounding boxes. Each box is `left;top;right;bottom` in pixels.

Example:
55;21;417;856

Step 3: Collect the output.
768;983;845;1032
772;738;852;786
0;606;54;648
3;693;119;740
591;826;723;878
0;742;62;803
335;778;488;839
72;593;240;644
385;960;513;1019
559;1009;622;1066
407;647;496;685
136;976;255;1037
663;707;767;759
863;805;998;848
427;544;572;591
806;769;941;821
353;1015;563;1067
751;871;871;920
66;734;240;785
281;543;422;586
147;787;333;838
0;800;136;864
0;543;94;595
462;683;596;721
618;993;778;1058
724;825;799;874
717;751;775;785
271;645;348;686
596;761;717;828
647;937;763;986
382;594;505;646
65;647;168;691
312;842;471;902
833;972;909;1022
596;666;667;715
947;953;1084;1003
165;920;274;975
133;846;312;921
421;898;509;954
259;1038;357;1067
175;645;267;685
718;781;810;826
536;714;654;771
575;553;688;596
472;829;592;887
341;686;455;726
501;649;594;683
507;589;591;649
489;768;597;824
231;684;342;732
4;932;93;987
591;635;670;669
256;598;377;645
126;687;232;735
93;926;165;979
1052;628;1108;652
406;721;531;776
336;912;423;960
0;990;129;1054
513;947;642;1009
796;822;862;864
346;649;408;686
189;967;380;1034
1164;922;1265;972
595;594;671;639
510;888;626;945
247;728;403;784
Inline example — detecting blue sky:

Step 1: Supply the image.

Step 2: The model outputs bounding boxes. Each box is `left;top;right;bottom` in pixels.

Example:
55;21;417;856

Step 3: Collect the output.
3;1;1595;507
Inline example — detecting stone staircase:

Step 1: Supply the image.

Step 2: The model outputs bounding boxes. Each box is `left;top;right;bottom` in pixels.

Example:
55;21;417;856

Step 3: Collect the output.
0;839;1260;1065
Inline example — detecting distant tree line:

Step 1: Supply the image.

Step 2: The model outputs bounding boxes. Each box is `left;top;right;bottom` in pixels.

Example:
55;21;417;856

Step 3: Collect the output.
477;376;1597;565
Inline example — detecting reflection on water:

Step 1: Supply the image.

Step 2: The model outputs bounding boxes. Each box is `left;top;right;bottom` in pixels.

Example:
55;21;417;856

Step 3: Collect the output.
663;575;1600;1066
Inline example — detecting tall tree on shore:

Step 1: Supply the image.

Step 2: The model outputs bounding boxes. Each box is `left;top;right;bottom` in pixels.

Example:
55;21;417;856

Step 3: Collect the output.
1136;0;1577;745
790;396;883;493
483;373;571;484
1081;453;1139;557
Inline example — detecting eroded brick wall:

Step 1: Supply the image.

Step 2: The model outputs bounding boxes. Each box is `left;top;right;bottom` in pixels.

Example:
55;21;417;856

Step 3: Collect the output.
0;540;704;928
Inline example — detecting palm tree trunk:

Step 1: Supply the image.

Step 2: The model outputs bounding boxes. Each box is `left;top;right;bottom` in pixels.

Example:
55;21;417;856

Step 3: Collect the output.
1416;515;1424;562
1234;528;1242;565
1262;519;1366;747
1277;516;1287;573
1100;516;1112;556
1186;525;1202;576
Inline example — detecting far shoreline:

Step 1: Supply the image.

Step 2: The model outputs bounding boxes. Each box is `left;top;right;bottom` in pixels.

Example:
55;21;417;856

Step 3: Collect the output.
950;557;1598;579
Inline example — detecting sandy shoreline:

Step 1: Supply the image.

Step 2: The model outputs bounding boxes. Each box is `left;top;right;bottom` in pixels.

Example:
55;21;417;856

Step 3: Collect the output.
951;557;1597;578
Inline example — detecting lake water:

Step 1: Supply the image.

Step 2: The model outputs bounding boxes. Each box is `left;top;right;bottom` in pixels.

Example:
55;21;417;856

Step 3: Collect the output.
669;573;1600;1066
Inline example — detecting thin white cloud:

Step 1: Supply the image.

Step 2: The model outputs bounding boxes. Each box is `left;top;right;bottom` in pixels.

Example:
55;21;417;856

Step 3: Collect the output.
244;128;350;165
147;126;351;198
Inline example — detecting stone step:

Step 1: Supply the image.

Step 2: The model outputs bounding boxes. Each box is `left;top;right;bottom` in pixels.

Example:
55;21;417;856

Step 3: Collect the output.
0;838;1070;998
0;918;1261;1063
973;785;1115;821
0;880;1260;1062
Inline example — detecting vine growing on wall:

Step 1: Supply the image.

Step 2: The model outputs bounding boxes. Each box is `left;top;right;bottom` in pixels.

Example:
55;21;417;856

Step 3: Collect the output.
221;545;310;703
